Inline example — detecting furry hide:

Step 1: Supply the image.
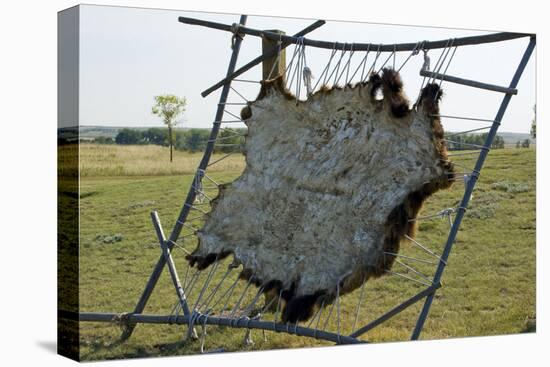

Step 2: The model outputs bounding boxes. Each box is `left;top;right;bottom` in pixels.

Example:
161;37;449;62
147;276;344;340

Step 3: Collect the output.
187;68;454;323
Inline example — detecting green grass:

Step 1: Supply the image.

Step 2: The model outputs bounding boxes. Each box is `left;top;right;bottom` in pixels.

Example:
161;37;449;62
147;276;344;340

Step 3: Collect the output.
76;146;535;360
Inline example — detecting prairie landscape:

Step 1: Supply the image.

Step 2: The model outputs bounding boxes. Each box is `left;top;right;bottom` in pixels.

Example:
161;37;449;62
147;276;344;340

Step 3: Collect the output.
64;143;536;360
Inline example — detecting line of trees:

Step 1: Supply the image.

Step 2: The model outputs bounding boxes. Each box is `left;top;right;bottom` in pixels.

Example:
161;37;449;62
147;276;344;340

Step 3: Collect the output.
96;128;508;153
445;132;505;150
104;127;245;153
515;139;531;148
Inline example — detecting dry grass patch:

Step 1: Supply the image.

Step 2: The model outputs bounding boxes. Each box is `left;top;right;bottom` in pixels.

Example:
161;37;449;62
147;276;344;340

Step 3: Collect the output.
59;144;245;177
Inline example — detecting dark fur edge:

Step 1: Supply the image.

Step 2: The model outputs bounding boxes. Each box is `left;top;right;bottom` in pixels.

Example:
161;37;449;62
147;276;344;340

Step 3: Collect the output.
381;68;411;118
416;82;454;183
186;79;454;323
241;68;411;122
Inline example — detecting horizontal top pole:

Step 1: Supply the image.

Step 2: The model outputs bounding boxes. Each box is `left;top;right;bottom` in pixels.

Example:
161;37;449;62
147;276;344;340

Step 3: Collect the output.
178;16;533;52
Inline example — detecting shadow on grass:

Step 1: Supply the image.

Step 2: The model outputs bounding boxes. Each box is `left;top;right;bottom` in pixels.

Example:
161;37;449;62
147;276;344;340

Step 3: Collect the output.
80;333;198;360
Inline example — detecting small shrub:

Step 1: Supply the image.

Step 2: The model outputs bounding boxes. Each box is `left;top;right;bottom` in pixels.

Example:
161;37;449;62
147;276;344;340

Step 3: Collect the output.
465;191;504;219
95;234;123;244
491;180;531;193
466;202;499;219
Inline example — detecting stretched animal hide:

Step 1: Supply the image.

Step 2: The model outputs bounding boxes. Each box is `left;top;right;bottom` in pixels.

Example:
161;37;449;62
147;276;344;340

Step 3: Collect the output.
187;68;454;323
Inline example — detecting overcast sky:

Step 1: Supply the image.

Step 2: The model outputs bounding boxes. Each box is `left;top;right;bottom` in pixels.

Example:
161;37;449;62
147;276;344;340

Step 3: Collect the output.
78;4;536;133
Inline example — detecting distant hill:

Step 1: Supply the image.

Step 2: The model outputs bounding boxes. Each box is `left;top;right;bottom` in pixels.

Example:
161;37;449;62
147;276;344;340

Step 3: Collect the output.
79;126;121;139
497;132;535;145
78;126;195;139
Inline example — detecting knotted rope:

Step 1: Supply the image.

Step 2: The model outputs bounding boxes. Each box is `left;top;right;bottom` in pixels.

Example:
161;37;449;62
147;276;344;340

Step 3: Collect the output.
111;312;132;332
230;23;245;49
421;48;431;72
303;66;314;96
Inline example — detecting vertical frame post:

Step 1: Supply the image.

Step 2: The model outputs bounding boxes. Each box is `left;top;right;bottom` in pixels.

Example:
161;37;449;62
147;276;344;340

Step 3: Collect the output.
262;29;286;80
120;14;248;341
411;36;536;340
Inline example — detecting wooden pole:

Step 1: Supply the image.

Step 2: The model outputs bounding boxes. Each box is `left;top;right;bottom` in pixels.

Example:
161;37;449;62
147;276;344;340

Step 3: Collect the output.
150;211;190;317
71;311;363;345
151;211;198;339
201;20;324;97
420;69;518;95
262;30;286;81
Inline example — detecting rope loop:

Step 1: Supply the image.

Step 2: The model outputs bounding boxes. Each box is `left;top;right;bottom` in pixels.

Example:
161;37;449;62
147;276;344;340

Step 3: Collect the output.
303;66;314;96
188;310;200;337
199;315;208;353
372;44;382;73
412;41;422;56
439;207;456;218
422;48;431;71
193;170;205;204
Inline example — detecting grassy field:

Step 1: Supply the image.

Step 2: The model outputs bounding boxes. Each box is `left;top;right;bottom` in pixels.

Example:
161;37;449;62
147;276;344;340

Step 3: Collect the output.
60;143;246;177
72;144;536;360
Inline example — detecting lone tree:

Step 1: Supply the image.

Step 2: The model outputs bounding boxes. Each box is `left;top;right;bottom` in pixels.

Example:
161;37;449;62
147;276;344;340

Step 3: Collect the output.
152;94;186;162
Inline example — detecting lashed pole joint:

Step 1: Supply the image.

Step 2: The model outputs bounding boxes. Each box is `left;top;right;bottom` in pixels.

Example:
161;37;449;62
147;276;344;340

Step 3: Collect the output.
151;211;199;339
200;20;326;97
